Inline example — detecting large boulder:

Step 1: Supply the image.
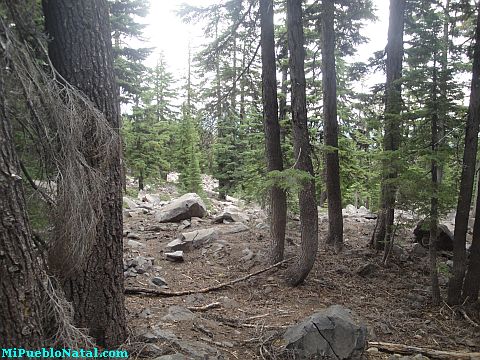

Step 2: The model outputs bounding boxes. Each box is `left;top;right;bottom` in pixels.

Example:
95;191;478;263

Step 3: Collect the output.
155;193;207;223
413;220;453;251
283;305;367;359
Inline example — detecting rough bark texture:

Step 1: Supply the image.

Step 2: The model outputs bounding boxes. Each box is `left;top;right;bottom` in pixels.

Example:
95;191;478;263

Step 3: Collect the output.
429;57;441;306
463;178;480;302
322;0;343;252
260;0;287;264
0;62;45;347
448;4;480;305
286;0;319;286
373;0;405;250
42;0;127;346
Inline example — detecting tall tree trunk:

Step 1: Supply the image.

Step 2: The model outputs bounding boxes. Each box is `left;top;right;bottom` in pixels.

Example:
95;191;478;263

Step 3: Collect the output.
43;0;127;346
463;178;480;302
372;0;406;250
0;64;45;347
286;0;318;286
430;55;441;305
279;38;288;145
455;4;480;304
322;0;343;253
260;0;287;264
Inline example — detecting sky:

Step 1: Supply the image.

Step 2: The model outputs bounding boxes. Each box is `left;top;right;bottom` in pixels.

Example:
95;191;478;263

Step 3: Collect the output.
141;0;390;85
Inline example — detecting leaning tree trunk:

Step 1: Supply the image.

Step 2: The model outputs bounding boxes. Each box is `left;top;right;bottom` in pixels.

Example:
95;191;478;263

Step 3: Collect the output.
0;60;45;347
372;0;406;250
286;0;319;286
42;0;127;346
322;0;343;253
260;0;287;264
459;5;480;303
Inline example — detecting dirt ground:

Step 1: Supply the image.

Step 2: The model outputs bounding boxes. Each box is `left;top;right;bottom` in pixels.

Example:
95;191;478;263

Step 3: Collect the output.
122;186;480;359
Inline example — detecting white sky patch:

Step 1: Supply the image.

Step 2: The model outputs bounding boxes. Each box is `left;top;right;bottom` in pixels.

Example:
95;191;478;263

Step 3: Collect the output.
143;0;390;87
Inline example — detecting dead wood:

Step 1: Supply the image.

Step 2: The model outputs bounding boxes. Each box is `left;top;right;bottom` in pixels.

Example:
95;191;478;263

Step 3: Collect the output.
368;341;480;359
125;258;290;297
187;302;221;312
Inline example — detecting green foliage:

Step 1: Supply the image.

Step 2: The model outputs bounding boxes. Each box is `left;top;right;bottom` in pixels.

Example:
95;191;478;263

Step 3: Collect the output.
110;0;152;104
177;108;203;195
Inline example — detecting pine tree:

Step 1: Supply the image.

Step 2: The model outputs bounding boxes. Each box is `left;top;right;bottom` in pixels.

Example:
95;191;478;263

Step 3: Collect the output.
260;0;287;264
43;0;127;345
286;0;318;286
372;0;406;251
110;0;152;104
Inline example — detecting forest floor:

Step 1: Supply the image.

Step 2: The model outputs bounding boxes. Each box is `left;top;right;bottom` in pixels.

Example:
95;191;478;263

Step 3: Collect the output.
122;181;480;360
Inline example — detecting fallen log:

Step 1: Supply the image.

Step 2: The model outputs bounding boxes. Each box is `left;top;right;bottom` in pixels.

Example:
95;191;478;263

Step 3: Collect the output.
368;341;480;360
125;258;290;297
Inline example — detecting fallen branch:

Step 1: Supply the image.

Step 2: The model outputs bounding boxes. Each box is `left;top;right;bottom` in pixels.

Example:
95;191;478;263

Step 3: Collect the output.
459;308;480;329
187;302;221;312
368;341;480;360
125;258;291;297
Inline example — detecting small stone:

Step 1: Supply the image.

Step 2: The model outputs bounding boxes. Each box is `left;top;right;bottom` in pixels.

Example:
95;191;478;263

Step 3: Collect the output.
166;238;188;252
127;239;145;249
166;251;184;262
152;277;167;287
127;232;141;240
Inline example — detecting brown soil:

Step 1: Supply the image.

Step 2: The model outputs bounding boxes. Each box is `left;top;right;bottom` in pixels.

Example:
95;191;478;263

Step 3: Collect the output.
123;191;480;359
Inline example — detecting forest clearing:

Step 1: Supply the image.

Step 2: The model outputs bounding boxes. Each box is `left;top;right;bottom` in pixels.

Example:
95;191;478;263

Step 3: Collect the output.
2;0;480;359
121;179;480;359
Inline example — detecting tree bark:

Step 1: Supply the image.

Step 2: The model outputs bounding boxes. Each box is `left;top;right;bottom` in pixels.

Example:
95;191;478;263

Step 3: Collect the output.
322;0;343;253
463;177;480;302
429;55;441;305
372;0;405;250
0;60;45;347
260;0;287;264
448;3;480;305
42;0;127;346
286;0;318;286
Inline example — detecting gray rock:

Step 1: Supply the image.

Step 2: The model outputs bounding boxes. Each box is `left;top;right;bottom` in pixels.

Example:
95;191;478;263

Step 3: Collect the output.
175;340;218;359
127;232;141;240
181;228;217;248
151;327;178;341
215;223;249;235
123;196;138;209
138;331;160;343
411;243;427;257
213;207;249;224
283;305;367;360
152;277;167;287
165;238;187;252
127;239;145;249
162;305;195;322
414;221;453;251
155;193;207;222
165;251;184;262
129;256;153;274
